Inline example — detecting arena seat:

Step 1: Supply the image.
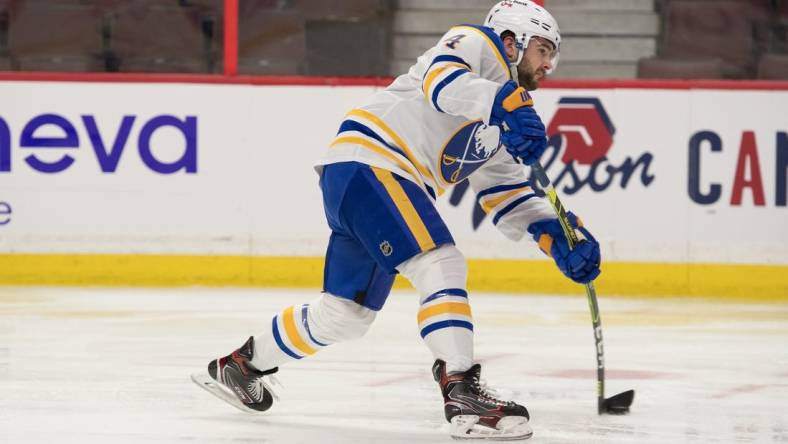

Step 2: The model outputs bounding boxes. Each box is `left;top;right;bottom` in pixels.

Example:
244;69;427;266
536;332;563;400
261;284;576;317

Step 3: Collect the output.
237;8;305;75
7;0;104;71
392;0;658;79
637;56;726;79
664;0;772;18
107;1;214;73
662;1;757;77
757;52;788;78
0;5;7;54
304;18;389;76
292;0;386;21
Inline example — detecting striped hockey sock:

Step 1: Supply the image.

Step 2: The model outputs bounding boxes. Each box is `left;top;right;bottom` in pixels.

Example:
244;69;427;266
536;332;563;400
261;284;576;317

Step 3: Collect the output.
252;304;330;370
417;288;474;374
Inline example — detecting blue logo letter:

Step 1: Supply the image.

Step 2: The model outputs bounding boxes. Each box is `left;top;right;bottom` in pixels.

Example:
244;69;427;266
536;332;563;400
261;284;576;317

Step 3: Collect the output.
688;131;722;205
83;115;136;173
138;116;197;174
777;131;787;207
0;117;9;172
20;114;79;173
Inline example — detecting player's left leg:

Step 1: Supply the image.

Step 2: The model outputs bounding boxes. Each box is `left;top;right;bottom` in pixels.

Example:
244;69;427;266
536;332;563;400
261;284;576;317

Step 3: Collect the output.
397;237;532;439
224;161;458;404
397;244;473;374
193;290;378;414
193;161;451;413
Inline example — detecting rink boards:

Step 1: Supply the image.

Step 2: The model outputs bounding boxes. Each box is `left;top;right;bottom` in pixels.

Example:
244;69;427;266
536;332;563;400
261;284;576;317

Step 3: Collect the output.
0;78;786;299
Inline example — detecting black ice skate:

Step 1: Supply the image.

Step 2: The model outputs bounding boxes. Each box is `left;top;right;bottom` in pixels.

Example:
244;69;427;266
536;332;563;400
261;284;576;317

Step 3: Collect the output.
191;336;279;414
433;359;532;440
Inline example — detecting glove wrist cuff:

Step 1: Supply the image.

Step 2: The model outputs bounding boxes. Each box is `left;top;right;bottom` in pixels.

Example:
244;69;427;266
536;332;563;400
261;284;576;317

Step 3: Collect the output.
537;233;554;257
502;87;533;112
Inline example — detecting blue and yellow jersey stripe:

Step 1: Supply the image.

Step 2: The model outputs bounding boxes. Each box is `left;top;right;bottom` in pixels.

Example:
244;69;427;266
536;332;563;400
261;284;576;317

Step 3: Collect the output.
422;54;472;113
331;108;443;198
451;25;512;81
348;109;440;191
331;134;423;188
476;181;538;226
372;167;437;253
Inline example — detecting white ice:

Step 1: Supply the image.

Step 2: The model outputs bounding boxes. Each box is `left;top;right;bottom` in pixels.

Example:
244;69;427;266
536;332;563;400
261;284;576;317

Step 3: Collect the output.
1;287;786;443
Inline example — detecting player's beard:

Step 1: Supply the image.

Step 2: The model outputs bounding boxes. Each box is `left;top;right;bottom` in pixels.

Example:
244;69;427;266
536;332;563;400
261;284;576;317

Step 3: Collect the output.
517;63;542;91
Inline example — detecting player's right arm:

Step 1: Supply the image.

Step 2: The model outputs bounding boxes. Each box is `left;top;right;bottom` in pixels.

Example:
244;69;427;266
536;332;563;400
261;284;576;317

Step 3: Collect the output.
420;26;513;124
469;157;601;284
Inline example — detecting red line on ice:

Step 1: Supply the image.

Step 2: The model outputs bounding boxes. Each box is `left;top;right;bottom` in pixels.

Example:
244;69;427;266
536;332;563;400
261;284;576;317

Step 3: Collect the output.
710;384;771;399
364;353;516;387
539;369;676;380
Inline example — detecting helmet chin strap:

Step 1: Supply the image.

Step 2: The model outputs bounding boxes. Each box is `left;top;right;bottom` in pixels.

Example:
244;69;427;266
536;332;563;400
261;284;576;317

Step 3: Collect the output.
515;36;527;66
509;38;527;84
509;63;520;84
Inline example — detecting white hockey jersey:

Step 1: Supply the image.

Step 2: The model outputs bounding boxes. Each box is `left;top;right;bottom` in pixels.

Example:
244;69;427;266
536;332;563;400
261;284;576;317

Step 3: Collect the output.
315;24;554;241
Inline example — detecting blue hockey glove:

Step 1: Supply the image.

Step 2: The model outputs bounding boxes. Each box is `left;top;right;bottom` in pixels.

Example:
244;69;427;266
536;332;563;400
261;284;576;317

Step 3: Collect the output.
489;80;547;165
501;128;547;166
527;212;601;284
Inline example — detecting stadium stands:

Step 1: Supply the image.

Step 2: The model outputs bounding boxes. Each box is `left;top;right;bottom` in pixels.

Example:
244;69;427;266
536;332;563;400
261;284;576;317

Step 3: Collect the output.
391;0;659;78
0;2;8;69
661;1;759;77
234;0;391;76
638;56;726;78
643;0;786;79
301;0;391;76
758;52;788;78
6;0;104;72
0;0;784;79
304;18;390;76
237;6;305;75
292;0;387;22
106;1;218;73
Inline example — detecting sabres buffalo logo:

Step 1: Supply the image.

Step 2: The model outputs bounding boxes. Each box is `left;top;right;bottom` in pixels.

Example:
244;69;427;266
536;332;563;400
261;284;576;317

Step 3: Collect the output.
447;96;655;231
440;122;501;184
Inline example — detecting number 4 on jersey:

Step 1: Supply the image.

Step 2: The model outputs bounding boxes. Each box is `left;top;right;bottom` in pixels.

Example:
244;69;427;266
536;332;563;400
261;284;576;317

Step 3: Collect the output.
444;34;466;49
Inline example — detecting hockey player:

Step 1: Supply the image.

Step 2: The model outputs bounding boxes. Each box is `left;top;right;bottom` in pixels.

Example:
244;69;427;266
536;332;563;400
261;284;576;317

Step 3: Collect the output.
193;1;600;440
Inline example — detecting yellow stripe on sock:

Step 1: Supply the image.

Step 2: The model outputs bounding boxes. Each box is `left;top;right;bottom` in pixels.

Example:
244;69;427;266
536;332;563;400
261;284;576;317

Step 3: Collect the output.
372;167;436;253
418;302;472;324
282;306;317;355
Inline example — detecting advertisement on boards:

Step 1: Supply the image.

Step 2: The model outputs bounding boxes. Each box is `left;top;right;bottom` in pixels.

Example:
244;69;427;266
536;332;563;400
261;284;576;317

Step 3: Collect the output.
437;88;787;265
0;82;786;267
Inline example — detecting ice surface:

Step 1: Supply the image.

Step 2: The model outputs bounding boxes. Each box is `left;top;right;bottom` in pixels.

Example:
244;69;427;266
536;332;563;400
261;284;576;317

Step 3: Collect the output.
1;287;786;443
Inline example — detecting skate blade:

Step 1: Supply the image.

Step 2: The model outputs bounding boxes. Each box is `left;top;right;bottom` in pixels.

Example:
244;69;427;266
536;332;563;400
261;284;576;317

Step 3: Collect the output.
191;373;265;415
450;415;533;441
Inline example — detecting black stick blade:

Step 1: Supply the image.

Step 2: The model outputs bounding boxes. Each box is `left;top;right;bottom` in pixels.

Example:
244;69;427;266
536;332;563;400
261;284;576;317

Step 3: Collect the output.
602;390;635;415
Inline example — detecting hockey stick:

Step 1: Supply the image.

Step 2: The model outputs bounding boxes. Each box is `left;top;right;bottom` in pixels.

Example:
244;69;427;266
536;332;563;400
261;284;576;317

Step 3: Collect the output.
503;66;633;413
528;162;634;415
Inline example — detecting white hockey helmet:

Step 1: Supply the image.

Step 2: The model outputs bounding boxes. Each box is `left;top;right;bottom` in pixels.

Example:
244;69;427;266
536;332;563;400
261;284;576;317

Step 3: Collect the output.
484;0;561;74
